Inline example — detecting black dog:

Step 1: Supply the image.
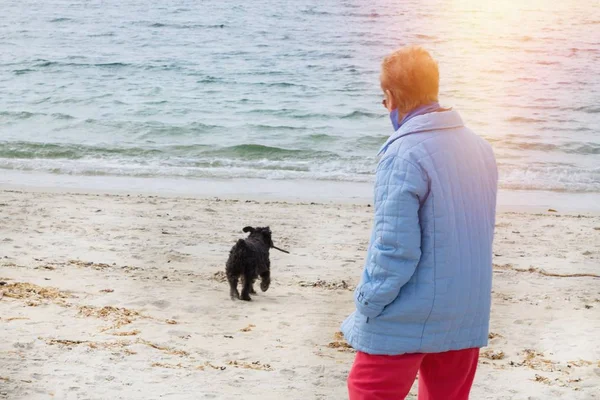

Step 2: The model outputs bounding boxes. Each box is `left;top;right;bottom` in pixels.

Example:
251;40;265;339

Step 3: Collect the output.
226;226;288;301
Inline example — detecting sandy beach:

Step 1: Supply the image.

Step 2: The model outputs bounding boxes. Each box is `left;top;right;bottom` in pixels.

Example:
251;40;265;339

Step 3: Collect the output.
1;188;599;400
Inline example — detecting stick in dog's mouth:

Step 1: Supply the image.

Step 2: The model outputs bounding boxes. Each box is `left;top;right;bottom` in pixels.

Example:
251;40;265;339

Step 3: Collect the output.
272;245;290;254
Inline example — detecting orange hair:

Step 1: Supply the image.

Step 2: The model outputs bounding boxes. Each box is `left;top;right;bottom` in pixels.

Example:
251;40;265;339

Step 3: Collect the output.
380;46;439;114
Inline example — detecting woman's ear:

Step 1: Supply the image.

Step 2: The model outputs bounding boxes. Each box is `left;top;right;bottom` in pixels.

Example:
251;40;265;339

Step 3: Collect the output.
384;89;396;112
242;226;255;233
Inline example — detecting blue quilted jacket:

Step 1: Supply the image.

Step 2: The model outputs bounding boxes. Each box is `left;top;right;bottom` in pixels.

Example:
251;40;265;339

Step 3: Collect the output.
341;109;498;355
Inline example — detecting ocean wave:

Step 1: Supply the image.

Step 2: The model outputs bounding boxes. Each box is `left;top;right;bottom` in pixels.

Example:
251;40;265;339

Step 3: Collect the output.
243;124;308;132
499;165;600;193
146;22;225;29
13;69;34;75
301;8;332;16
506;116;545;123
341;110;382;119
51;113;76;120
499;140;600;155
344;12;382;18
1;110;77;122
0;111;36;119
33;60;131;69
573;105;600;114
73;120;223;137
0;157;373;183
0;140;598;192
196;76;226;84
306;133;340;143
87;32;116;37
415;34;438;40
0;141;339;162
356;135;388;147
201;144;338;161
0;157;598;193
49;17;73;23
0;141;164;160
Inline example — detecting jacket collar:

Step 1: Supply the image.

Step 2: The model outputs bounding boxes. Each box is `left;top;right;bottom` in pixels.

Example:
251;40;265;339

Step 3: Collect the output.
378;109;464;156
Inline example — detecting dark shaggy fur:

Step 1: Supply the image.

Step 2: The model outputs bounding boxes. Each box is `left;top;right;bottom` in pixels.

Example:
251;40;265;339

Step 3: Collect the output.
226;226;273;301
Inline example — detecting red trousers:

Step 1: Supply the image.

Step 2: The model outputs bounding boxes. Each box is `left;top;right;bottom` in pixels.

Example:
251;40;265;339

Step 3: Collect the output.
348;348;479;400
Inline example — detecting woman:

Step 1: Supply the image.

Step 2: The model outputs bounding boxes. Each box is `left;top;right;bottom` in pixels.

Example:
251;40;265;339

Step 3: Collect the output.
341;46;498;399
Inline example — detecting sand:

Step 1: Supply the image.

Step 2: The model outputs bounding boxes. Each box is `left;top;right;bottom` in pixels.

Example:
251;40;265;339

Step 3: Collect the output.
0;188;599;399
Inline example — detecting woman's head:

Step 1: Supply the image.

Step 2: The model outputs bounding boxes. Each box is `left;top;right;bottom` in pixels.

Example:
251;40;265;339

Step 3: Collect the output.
381;46;439;114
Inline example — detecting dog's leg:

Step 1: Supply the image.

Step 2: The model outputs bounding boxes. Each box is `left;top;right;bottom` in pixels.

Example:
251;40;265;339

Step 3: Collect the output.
240;270;253;301
228;275;240;300
260;257;271;292
241;276;256;294
260;270;271;292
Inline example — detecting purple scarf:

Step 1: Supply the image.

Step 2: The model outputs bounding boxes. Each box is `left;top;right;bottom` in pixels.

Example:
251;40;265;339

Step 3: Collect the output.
390;102;441;131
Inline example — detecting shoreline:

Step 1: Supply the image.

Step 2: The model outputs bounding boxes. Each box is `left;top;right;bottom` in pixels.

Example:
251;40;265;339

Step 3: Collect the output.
1;169;599;214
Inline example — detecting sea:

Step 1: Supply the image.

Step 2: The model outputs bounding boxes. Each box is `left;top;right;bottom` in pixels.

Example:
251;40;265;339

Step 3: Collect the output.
1;0;599;203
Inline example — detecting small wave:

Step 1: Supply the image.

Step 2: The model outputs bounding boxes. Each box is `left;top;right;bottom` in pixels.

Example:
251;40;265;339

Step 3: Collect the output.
499;165;600;193
573;105;600;114
415;34;438;40
244;124;307;132
211;144;298;155
148;22;225;29
0;141;164;160
200;144;339;162
33;60;131;69
0;142;84;160
0;111;36;119
50;17;72;23
572;143;600;155
0;140;342;163
0;158;374;183
341;110;382;119
196;76;225;84
243;81;310;89
13;69;34;75
505;133;542;140
291;112;331;119
266;82;305;88
34;60;58;68
345;12;381;18
306;134;340;143
356;135;388;148
94;62;130;68
500;140;600;155
88;32;116;37
506;116;544;123
242;109;334;119
301;8;332;16
51;113;76;120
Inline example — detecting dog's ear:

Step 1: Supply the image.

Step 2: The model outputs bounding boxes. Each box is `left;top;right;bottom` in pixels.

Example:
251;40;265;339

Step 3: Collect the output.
242;226;255;233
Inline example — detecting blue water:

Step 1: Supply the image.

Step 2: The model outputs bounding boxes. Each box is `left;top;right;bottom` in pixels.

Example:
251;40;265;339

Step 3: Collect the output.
1;0;599;192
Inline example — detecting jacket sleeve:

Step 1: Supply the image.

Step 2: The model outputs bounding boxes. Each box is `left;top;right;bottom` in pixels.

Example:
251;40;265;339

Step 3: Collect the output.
354;155;429;318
